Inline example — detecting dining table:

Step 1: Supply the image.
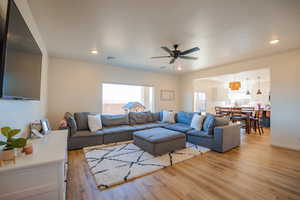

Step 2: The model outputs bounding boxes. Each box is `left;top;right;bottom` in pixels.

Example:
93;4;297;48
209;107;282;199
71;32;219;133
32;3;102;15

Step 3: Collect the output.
217;108;254;134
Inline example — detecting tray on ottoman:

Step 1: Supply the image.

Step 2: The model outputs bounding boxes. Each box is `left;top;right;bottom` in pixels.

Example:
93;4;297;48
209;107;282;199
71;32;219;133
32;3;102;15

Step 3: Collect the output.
133;127;186;156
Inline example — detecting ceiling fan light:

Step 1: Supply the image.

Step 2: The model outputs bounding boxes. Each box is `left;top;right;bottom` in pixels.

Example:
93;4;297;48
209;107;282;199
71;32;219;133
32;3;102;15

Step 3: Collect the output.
91;50;98;55
246;90;251;95
270;39;279;44
177;66;182;71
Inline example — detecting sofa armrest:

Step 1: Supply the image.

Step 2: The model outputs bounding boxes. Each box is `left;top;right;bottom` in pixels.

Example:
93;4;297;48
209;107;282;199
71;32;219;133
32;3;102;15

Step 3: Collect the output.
67;126;75;138
213;124;240;152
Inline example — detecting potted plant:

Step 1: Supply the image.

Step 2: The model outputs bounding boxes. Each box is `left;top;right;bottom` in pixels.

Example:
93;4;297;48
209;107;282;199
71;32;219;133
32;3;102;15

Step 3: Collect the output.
0;127;27;161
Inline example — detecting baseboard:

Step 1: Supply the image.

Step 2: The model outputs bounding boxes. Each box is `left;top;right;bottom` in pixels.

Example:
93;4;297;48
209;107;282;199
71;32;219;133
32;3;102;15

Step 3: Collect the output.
271;144;300;152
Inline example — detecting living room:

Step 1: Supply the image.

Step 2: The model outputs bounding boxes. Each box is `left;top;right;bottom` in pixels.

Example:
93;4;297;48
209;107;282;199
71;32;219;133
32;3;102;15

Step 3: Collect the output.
0;0;300;200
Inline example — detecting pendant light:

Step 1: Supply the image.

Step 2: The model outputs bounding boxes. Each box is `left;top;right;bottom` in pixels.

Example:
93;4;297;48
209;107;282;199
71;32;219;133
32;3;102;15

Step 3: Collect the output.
256;76;262;95
229;81;241;90
246;78;250;95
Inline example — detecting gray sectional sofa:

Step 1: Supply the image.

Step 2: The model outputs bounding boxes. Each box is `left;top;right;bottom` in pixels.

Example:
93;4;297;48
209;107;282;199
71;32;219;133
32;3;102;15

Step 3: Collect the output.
65;111;240;153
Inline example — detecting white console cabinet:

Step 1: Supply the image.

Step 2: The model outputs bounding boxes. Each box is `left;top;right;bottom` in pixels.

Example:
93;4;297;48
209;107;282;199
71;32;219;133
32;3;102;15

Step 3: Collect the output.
0;130;68;200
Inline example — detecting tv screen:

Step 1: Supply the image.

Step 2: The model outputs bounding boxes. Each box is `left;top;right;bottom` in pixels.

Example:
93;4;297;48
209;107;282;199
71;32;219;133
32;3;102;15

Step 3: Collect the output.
0;0;42;100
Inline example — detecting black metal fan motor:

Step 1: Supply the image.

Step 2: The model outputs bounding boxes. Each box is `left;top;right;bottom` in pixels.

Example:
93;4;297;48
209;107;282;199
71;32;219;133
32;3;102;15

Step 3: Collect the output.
151;44;200;64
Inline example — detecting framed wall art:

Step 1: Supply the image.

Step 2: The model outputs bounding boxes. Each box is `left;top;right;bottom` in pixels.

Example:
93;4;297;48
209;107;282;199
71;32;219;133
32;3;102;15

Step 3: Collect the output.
160;90;175;101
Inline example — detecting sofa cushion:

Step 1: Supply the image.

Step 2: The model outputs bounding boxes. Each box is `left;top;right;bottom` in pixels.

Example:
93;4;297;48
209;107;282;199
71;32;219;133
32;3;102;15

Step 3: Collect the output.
151;121;169;127
152;112;161;122
176;111;195;125
96;125;134;134
203;113;216;135
186;130;213;138
129;111;153;124
74;112;91;131
64;112;77;135
131;123;163;131
101;114;129;127
215;117;230;127
68;132;104;150
159;111;163;121
73;130;97;137
133;127;185;144
164;123;192;133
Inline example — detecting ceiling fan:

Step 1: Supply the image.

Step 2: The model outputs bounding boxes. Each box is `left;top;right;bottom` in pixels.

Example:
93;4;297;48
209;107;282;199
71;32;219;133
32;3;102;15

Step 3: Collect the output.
151;44;200;64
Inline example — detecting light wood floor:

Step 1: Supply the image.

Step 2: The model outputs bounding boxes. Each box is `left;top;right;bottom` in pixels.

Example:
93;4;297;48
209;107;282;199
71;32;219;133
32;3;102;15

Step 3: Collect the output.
67;129;300;200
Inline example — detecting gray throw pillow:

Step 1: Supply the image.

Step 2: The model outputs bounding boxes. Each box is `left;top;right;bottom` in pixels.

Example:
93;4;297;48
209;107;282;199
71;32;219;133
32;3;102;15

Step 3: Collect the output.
74;112;91;131
64;112;77;135
129;112;153;124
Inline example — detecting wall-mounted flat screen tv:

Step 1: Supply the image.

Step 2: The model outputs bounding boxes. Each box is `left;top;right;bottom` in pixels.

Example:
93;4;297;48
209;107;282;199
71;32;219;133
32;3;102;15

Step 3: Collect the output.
0;0;42;100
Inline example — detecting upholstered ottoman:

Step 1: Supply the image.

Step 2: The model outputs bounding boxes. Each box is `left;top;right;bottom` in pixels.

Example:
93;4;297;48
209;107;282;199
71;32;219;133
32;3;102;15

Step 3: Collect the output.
133;127;186;156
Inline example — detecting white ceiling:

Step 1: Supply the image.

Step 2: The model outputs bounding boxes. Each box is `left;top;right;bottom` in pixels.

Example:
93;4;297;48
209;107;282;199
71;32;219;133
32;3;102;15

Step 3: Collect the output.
28;0;300;73
200;68;270;83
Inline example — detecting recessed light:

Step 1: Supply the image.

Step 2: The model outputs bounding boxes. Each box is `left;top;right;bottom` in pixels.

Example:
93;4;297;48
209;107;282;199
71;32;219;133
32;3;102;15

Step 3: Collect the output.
270;39;279;44
91;50;98;55
176;66;182;71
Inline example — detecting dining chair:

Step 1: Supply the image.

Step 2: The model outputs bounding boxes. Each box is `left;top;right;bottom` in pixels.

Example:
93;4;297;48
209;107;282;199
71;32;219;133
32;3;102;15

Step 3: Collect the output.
241;107;255;112
250;110;264;135
220;107;231;117
230;107;251;134
231;107;243;117
215;106;221;115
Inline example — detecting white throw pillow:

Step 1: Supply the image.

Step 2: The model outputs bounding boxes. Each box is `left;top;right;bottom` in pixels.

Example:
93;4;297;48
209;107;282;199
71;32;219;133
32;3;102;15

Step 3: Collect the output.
169;111;176;124
162;110;170;122
190;114;205;130
88;114;102;132
162;110;176;124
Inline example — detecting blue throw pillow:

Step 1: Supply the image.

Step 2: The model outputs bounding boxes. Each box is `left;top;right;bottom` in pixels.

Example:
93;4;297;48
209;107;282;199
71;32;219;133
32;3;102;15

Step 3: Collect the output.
203;113;216;135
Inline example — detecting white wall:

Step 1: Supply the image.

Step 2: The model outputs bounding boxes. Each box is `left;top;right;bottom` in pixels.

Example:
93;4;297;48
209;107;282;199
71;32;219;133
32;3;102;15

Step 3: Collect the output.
0;0;48;137
270;50;300;151
194;79;225;113
47;57;179;129
179;49;300;151
194;74;271;113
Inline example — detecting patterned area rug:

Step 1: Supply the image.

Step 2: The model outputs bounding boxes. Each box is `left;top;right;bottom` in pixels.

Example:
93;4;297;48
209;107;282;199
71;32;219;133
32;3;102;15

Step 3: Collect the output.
84;141;210;190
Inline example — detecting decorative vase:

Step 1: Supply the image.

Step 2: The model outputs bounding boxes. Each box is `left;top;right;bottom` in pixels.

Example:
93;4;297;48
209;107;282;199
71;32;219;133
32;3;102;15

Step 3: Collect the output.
1;149;15;161
23;144;33;155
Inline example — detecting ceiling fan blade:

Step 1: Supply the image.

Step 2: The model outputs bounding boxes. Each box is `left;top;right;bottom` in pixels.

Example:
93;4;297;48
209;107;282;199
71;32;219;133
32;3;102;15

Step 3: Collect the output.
151;56;171;59
170;58;176;64
161;46;174;56
179;56;198;60
180;47;200;55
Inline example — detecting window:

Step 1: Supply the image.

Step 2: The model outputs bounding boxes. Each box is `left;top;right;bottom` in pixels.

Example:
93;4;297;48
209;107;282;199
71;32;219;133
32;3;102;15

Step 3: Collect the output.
194;92;206;112
102;83;154;114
